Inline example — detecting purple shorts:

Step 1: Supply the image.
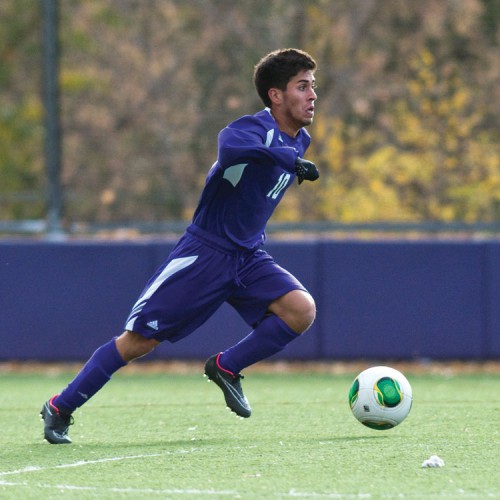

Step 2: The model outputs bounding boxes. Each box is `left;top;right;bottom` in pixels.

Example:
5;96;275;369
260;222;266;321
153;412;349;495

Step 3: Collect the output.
125;224;307;342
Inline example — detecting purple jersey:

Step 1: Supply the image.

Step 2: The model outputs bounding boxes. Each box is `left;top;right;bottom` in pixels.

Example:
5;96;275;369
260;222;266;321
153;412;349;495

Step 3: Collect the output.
125;109;311;342
192;108;311;249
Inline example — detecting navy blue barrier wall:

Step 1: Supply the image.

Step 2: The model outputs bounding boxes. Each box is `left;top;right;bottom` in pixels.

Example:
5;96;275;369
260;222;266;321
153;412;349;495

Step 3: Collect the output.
1;239;498;361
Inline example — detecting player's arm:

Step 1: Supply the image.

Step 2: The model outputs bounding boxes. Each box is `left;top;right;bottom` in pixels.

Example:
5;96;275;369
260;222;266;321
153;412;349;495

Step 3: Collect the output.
218;119;298;173
219;116;319;184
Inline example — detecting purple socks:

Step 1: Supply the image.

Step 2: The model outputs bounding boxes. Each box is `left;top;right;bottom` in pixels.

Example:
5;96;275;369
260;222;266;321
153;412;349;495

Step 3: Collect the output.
53;316;299;412
219;314;299;374
54;338;127;413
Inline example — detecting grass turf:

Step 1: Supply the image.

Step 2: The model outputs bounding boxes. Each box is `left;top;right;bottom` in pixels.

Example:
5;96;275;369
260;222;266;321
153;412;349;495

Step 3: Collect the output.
0;366;499;498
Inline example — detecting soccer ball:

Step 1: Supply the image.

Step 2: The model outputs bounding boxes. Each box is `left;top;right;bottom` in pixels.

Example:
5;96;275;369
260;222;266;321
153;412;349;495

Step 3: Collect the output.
348;366;412;430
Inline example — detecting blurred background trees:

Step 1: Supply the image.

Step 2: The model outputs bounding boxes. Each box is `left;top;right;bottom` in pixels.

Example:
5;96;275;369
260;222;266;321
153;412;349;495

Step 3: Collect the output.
1;0;499;231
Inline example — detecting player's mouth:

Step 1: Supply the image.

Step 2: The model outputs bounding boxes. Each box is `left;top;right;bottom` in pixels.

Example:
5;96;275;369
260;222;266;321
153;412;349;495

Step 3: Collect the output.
305;106;315;118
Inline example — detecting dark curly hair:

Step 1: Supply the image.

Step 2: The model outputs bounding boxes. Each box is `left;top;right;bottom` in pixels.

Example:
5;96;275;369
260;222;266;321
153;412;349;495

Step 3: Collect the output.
253;48;317;107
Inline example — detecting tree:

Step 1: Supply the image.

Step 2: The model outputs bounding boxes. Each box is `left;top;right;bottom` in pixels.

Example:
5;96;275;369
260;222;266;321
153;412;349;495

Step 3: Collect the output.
1;0;498;229
0;1;44;219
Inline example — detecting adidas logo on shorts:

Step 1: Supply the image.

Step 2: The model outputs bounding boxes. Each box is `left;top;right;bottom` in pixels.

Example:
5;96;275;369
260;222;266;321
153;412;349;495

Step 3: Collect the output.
147;320;159;331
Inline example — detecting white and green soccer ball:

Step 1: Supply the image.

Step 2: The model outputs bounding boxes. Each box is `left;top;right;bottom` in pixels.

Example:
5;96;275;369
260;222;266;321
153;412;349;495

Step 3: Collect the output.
348;366;413;430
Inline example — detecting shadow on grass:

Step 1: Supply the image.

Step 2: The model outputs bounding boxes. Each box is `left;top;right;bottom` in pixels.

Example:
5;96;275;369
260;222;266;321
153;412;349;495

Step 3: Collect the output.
312;435;387;443
30;437;239;452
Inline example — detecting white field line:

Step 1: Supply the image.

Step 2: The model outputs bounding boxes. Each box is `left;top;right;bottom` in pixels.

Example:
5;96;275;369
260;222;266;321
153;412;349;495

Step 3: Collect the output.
1;481;498;499
0;447;200;478
0;447;239;495
0;479;498;498
0;480;237;495
1;450;498;498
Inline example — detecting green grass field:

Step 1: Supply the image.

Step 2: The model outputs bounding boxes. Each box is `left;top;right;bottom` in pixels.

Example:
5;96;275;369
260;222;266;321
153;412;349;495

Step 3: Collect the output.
1;364;499;499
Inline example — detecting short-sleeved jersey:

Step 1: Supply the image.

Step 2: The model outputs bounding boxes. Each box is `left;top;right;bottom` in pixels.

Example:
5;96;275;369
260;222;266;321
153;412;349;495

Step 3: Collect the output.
192;108;311;249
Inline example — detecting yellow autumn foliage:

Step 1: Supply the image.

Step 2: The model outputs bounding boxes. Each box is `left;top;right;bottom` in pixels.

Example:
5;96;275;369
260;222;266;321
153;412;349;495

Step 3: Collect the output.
305;47;500;223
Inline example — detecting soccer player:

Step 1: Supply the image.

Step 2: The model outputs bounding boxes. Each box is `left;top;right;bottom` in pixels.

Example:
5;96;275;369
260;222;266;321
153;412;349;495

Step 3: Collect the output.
40;48;319;444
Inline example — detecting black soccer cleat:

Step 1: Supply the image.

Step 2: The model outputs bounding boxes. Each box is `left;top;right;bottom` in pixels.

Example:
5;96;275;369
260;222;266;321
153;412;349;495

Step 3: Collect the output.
40;395;74;444
204;353;251;418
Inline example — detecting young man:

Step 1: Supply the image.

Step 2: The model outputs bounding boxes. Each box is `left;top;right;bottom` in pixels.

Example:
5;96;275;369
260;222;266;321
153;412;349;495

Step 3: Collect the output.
41;48;319;444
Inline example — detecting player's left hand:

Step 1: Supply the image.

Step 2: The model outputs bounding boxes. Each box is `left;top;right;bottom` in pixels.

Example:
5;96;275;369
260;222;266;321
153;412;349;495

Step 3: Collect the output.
295;157;319;185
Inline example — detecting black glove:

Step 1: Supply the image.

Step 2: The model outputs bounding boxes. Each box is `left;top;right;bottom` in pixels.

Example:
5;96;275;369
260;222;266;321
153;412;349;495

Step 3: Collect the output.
295;157;319;185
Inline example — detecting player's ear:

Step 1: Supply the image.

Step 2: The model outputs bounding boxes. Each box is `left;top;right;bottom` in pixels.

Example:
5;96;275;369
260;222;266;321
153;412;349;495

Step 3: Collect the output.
268;88;282;105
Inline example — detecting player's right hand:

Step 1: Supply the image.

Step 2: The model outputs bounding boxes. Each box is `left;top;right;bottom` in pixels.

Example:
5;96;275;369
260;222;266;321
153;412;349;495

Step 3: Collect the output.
295;157;319;185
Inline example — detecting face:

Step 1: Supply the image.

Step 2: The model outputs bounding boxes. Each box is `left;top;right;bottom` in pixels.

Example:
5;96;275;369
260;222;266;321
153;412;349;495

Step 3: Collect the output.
270;69;317;136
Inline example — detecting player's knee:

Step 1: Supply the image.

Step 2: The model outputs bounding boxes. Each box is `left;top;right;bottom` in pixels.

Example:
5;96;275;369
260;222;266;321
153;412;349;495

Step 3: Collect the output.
116;330;160;362
295;293;316;333
271;290;316;334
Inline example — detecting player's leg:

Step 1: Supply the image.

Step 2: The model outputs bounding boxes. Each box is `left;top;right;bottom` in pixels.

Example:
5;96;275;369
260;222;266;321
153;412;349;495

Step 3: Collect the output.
54;331;158;411
40;248;195;444
116;330;160;362
205;250;316;417
219;289;315;375
41;332;158;444
41;232;235;442
268;288;316;334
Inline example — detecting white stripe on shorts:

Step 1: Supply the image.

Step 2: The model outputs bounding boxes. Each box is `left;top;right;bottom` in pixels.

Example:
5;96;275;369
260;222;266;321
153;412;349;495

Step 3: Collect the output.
125;255;198;331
